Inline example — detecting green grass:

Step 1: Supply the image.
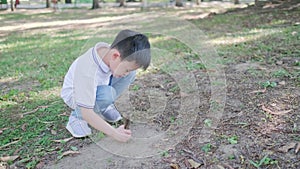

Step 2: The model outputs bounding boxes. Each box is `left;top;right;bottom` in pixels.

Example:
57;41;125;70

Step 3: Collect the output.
0;32;83;90
191;9;300;63
249;155;278;168
0;8;192;168
192;7;299;87
0;20;91;168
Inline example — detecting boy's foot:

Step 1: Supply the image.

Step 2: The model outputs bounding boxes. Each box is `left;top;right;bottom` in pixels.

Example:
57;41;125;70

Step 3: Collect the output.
100;104;122;123
66;115;92;138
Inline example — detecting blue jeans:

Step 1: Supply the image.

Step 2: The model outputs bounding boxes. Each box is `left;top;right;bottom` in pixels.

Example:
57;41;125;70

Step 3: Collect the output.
71;71;136;119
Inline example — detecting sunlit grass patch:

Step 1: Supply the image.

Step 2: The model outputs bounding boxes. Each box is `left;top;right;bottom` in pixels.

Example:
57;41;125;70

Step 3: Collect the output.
0;31;87;89
0;28;89;168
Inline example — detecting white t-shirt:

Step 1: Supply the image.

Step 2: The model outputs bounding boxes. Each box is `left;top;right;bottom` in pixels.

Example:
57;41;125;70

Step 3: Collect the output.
61;42;112;109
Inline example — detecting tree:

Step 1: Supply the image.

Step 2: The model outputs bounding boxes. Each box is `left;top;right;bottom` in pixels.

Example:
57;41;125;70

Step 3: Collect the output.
92;0;100;9
10;0;14;11
46;0;50;8
196;0;204;5
175;0;183;7
119;0;126;7
234;0;239;4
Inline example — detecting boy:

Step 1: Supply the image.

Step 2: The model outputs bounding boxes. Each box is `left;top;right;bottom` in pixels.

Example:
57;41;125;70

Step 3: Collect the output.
61;30;151;142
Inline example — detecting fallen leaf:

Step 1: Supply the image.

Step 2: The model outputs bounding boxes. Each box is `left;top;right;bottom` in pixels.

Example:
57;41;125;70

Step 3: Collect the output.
278;142;296;153
170;163;179;169
60;150;80;158
276;60;283;65
295;142;300;154
261;105;292;115
249;88;266;94
0;155;19;162
188;159;201;168
51;130;57;135
58;112;68;116
278;81;286;85
21;123;28;131
53;137;73;143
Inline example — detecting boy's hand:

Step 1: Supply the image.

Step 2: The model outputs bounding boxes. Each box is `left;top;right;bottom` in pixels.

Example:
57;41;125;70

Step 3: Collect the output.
114;125;132;142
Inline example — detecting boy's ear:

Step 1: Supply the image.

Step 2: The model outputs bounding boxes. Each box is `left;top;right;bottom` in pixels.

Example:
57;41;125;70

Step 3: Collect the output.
111;49;121;60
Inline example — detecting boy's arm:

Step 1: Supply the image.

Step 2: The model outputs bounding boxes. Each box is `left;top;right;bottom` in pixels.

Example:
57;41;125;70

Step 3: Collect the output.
80;107;131;142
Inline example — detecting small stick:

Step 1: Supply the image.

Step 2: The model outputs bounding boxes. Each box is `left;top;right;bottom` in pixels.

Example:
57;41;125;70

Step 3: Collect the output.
124;118;130;129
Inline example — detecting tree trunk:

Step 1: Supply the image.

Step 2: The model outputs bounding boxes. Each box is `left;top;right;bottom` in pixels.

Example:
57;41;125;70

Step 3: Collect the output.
255;0;258;5
10;0;14;11
196;0;204;5
46;0;50;8
175;0;183;7
141;0;147;10
92;0;100;9
119;0;125;7
234;0;239;4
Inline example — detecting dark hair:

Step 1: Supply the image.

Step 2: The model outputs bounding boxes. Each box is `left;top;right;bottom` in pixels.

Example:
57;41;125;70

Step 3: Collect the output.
111;30;151;70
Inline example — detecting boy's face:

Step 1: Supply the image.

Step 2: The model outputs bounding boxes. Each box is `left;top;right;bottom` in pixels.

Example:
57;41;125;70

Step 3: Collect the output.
110;57;139;78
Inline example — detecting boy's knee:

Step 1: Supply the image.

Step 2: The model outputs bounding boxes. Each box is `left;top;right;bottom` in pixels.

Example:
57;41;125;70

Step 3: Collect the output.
95;85;117;107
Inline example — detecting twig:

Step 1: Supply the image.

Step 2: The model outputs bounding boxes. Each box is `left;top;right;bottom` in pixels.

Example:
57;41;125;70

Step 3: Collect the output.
182;148;194;156
249;88;266;94
52;137;73;143
0;140;19;150
188;135;199;142
36;117;54;124
22;106;48;116
261;105;292;115
124;118;130;129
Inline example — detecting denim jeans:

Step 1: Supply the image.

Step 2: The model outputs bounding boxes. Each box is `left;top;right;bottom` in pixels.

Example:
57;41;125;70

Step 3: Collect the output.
71;71;136;119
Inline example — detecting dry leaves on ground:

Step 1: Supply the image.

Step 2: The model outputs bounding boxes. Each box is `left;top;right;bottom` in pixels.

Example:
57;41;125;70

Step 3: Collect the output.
278;142;297;153
0;156;19;162
170;163;180;169
261;104;292;115
52;137;73;143
187;159;202;168
58;150;80;159
278;142;300;154
0;140;19;150
21;106;49;117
